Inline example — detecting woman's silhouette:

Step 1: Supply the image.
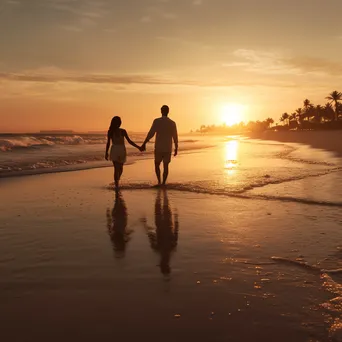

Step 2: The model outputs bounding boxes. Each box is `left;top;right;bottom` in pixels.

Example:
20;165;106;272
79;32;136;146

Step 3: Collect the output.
106;191;132;258
143;190;179;275
105;116;142;189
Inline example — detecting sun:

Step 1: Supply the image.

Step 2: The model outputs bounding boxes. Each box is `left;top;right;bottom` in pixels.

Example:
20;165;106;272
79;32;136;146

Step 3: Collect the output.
220;103;245;126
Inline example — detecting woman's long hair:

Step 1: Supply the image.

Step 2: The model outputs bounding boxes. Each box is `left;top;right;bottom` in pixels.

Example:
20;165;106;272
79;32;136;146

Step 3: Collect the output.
108;116;122;136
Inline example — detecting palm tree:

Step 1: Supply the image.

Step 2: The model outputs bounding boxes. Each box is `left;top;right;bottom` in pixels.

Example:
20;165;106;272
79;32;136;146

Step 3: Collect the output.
303;99;313;121
303;99;314;120
326;91;342;121
289;113;297;128
323;102;335;122
338;102;342;119
266;117;274;128
295;108;304;123
303;99;311;110
314;105;324;123
280;113;289;126
289;113;297;122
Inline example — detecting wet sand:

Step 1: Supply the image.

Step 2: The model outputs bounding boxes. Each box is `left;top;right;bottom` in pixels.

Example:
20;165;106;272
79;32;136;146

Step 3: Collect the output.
1;145;342;341
248;130;342;157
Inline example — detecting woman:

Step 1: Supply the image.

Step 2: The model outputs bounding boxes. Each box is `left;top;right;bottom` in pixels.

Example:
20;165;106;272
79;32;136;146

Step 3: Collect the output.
105;116;141;189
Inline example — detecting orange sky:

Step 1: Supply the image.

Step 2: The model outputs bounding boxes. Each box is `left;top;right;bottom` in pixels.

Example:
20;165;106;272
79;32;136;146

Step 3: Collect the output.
1;0;342;133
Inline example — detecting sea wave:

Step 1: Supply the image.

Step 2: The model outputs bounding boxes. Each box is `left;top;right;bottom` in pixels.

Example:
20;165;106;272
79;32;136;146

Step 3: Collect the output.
0;143;212;178
0;134;200;152
0;151;153;177
105;174;342;208
0;135;108;152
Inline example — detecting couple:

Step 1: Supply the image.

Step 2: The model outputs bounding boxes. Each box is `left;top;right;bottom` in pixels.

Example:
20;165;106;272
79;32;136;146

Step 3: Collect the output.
105;105;178;189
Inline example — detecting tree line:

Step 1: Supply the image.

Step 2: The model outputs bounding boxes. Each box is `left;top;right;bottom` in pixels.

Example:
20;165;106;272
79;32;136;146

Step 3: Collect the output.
279;91;342;127
195;91;342;134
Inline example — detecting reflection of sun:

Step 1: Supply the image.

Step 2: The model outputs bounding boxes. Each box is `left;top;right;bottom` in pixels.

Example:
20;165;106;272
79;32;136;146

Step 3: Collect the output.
225;140;238;175
220;103;245;126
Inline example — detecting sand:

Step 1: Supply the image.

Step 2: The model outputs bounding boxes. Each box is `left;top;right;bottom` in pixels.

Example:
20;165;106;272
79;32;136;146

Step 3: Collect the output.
248;130;342;157
1;142;342;342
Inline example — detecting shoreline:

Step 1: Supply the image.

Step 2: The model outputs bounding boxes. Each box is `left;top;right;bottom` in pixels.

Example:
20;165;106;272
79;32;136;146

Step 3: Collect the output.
0;145;213;180
247;130;342;157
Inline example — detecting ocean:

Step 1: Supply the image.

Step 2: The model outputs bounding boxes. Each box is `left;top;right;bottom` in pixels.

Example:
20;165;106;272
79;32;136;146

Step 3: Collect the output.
1;133;342;205
0;133;207;178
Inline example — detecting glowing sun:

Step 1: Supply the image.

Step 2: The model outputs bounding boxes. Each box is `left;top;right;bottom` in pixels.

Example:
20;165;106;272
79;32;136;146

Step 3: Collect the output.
220;103;245;126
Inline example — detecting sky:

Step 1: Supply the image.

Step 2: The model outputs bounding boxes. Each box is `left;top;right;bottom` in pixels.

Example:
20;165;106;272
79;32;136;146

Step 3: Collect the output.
1;0;342;133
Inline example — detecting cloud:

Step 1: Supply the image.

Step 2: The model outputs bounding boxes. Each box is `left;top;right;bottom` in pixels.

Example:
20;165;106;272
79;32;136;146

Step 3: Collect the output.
162;11;177;19
0;71;194;86
224;49;299;75
42;0;108;31
224;49;342;77
140;15;151;23
0;68;299;91
140;3;177;23
103;28;117;33
60;25;83;32
0;0;21;12
6;0;21;5
286;56;342;76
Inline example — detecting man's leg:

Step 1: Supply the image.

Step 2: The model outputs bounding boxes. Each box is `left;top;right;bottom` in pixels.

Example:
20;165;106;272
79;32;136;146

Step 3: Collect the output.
155;161;162;185
162;160;169;185
162;154;171;185
154;152;163;185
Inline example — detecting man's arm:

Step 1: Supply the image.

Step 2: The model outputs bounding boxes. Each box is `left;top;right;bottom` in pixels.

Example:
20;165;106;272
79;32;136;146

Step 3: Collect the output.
142;120;157;150
173;122;178;156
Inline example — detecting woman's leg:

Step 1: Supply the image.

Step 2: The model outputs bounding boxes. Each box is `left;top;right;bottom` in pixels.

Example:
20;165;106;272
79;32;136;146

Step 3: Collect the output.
113;162;120;188
118;163;124;181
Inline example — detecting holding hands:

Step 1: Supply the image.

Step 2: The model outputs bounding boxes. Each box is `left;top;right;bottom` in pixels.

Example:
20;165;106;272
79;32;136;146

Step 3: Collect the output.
137;144;178;156
139;143;146;152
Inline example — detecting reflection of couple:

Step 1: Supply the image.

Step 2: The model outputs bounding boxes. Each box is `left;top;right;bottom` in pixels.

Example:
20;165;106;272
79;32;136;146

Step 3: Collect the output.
106;190;179;275
105;105;178;189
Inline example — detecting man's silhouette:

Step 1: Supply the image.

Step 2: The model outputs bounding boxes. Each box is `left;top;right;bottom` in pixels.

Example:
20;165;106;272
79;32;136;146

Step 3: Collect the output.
142;105;178;186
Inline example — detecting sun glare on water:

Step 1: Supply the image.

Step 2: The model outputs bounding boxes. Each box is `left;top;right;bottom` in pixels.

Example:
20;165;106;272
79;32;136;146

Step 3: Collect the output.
220;103;245;126
225;140;239;175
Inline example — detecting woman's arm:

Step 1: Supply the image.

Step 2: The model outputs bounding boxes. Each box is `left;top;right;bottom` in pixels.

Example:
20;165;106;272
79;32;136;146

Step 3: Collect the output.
123;130;141;150
105;133;111;160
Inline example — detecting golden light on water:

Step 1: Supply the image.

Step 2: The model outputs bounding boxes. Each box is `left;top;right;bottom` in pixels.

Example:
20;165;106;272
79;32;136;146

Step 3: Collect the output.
220;103;246;126
225;139;239;175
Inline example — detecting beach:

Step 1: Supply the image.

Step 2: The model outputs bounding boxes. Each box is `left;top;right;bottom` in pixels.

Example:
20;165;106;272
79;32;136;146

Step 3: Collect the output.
248;130;342;157
1;136;342;341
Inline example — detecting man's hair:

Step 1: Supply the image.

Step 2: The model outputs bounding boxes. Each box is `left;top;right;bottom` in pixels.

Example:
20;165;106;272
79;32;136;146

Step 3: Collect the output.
161;105;169;116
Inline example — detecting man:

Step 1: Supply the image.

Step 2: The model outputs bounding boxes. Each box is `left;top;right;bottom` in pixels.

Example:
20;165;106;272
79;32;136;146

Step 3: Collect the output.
142;105;178;186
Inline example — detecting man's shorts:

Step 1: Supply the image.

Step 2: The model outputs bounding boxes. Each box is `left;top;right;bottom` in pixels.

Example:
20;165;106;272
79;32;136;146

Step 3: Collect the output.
155;151;172;164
